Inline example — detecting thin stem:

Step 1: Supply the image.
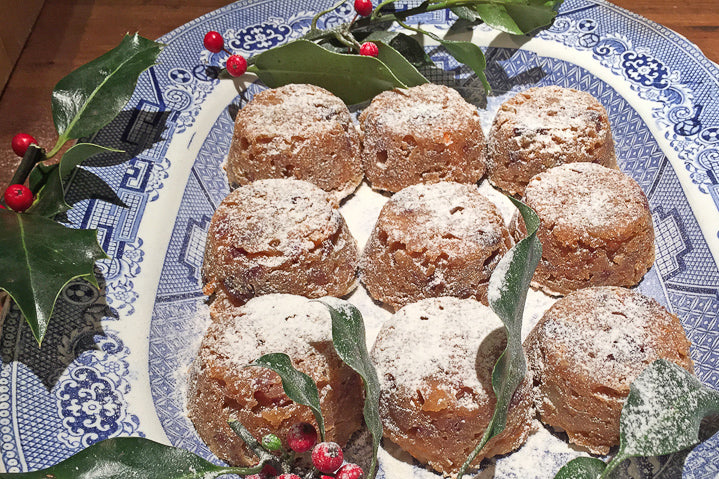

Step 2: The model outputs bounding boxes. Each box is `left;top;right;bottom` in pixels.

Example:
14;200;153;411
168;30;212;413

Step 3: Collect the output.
46;136;67;159
311;0;350;30
8;144;46;187
600;452;630;478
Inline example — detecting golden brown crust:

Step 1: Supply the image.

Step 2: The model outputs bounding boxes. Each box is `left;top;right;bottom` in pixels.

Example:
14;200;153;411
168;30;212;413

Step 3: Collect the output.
487;86;617;196
187;295;365;466
523;163;655;294
226;84;363;202
359;84;486;193
525;287;694;454
371;297;534;476
202;179;359;305
360;182;514;311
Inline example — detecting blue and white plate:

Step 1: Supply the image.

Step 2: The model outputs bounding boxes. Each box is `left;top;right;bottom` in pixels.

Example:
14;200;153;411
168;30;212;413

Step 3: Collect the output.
2;0;718;477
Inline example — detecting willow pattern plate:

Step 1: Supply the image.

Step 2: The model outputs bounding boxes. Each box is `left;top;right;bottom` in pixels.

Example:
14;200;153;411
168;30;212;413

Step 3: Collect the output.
1;0;718;477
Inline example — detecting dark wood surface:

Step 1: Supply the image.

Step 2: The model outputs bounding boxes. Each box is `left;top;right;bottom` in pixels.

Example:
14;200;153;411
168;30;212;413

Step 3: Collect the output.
1;0;717;188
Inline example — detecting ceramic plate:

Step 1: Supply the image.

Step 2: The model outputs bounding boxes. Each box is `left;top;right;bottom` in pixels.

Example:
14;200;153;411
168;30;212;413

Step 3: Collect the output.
2;0;719;477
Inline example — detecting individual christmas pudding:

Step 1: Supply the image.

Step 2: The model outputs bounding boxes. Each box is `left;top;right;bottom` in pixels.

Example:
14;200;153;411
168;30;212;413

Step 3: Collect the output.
371;297;534;476
524;287;694;454
487;85;617;196
187;294;365;466
225;83;363;202
358;83;486;193
360;181;516;311
202;179;359;306
523;162;655;295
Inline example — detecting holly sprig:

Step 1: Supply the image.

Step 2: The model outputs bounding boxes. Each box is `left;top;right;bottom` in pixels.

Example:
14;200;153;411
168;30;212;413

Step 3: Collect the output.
0;33;163;345
208;0;563;104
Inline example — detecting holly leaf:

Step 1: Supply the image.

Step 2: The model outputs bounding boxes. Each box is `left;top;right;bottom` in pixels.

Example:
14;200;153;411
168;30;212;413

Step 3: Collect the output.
320;298;382;479
470;0;562;35
0;210;107;344
51;33;163;145
250;352;326;440
554;456;607;479
248;39;407;104
457;199;541;478
606;359;719;471
28;143;122;217
374;41;428;88
0;437;260;478
364;31;434;68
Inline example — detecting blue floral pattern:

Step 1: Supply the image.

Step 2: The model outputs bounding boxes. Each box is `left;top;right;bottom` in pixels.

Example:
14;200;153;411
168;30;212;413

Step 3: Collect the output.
2;0;718;477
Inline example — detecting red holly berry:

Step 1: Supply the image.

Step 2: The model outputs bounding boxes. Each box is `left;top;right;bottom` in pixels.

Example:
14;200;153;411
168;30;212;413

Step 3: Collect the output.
311;441;344;474
354;0;373;17
203;31;225;53
286;422;318;453
336;463;364;479
261;464;278;476
277;475;301;479
11;133;38;157
226;54;248;77
359;42;379;58
3;184;33;212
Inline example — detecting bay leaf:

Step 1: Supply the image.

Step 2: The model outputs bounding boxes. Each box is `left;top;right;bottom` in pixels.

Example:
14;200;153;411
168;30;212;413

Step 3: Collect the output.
457;198;541;478
248;39;406;104
320;298;382;479
250;352;326;441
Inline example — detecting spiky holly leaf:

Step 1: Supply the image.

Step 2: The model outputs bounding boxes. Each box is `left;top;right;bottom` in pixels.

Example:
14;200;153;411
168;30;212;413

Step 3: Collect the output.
0;210;107;344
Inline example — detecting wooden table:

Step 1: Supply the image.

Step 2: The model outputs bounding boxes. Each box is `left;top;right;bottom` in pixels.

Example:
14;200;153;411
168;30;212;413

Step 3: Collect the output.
0;0;717;188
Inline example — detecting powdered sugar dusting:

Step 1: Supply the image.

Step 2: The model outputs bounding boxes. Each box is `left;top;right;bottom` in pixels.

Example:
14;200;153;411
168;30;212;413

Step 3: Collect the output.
371;297;505;410
382;182;506;253
211;294;332;366
525;162;647;232
213;178;339;254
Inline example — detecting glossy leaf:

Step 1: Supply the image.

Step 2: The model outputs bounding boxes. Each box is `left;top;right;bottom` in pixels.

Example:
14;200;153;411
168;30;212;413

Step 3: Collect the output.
0;436;256;478
457;199;541;478
248;39;406;104
416;27;490;91
0;211;107;344
320;298;382;479
611;359;719;464
251;352;326;440
471;1;562;35
28;143;121;217
364;30;433;68
554;456;607;479
52;33;163;144
375;41;428;88
437;39;490;91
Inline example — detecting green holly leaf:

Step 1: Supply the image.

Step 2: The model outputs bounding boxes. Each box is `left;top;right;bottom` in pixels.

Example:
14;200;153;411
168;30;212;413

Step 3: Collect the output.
28;143;122;217
320;298;382;479
457;199;541;478
0;437;260;478
0;210;107;344
374;40;428;88
248;39;407;104
470;0;563;35
51;33;163;151
363;31;434;68
250;352;326;441
554;456;607;479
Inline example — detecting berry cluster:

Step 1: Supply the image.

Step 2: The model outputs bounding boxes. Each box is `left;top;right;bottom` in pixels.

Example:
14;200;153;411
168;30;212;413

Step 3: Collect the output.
2;133;38;212
250;422;364;479
202;31;247;77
